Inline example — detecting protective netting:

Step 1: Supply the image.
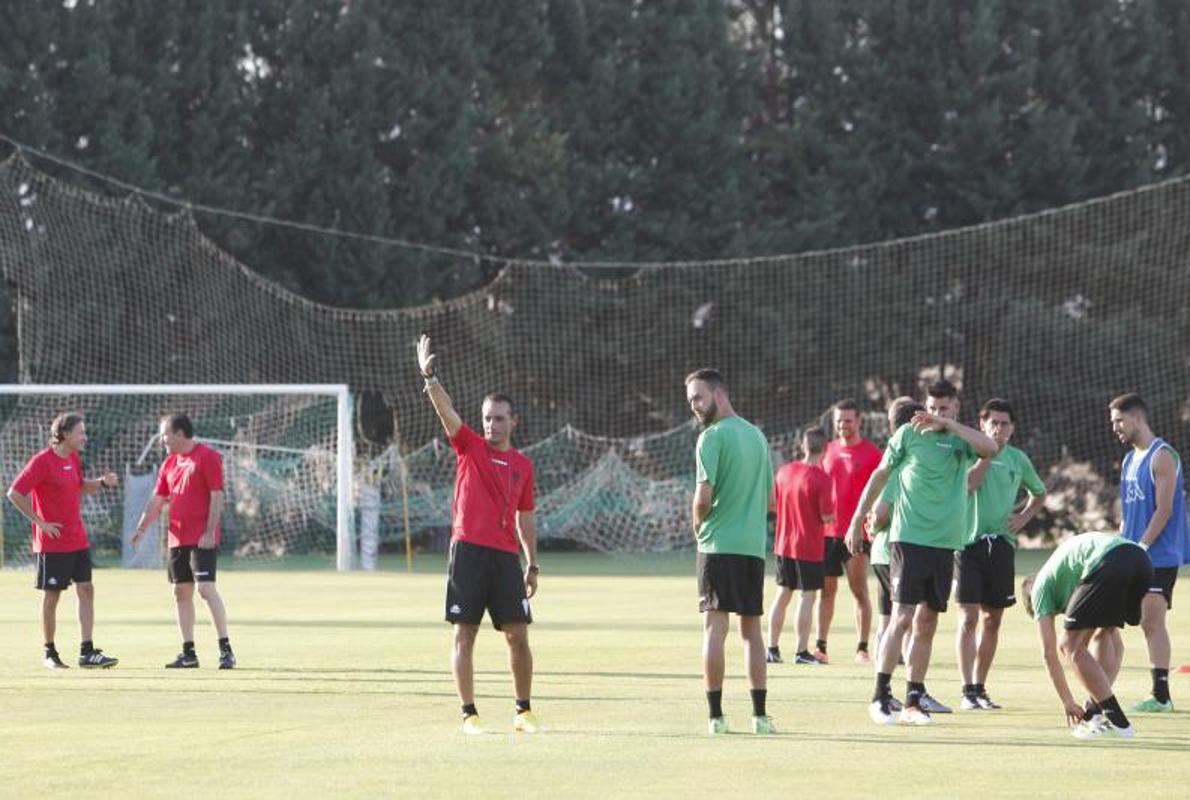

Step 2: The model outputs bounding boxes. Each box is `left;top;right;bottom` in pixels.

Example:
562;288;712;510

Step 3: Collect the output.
0;391;340;567
1;149;1189;561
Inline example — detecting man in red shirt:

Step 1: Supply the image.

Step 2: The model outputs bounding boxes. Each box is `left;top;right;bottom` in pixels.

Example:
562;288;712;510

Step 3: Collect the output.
7;413;120;669
132;414;235;670
418;334;540;735
766;429;835;665
819;399;881;664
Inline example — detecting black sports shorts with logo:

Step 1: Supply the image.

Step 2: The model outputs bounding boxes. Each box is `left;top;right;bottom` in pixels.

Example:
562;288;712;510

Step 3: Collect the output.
35;548;92;590
168;546;218;584
890;541;954;613
775;556;825;591
954;535;1017;608
1063;545;1153;630
445;539;531;630
698;552;765;615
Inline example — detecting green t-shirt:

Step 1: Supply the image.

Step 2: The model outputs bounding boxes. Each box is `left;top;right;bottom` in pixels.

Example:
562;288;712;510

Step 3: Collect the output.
869;470;900;566
695;416;773;559
1031;533;1139;618
881;425;977;550
965;445;1045;547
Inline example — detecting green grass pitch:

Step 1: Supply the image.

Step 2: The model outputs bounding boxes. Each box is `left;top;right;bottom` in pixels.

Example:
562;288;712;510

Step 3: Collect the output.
0;552;1187;798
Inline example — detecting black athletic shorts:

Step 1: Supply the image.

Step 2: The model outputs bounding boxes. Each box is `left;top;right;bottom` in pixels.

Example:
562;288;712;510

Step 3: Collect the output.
168;547;218;584
890;541;954;613
35;548;92;591
698;552;764;616
823;537;851;577
1148;566;1179;610
445;539;531;630
775;556;825;591
872;563;893;617
954;536;1017;609
1063;544;1153;630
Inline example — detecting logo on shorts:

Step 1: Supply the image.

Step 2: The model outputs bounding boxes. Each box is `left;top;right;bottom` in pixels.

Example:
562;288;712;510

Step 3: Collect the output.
449;604;461;614
195;571;210;577
47;577;58;586
1005;594;1015;602
522;599;530;615
1063;616;1076;624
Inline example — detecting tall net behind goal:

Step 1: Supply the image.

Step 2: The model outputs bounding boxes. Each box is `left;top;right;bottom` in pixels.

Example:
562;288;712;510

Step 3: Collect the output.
0;387;347;569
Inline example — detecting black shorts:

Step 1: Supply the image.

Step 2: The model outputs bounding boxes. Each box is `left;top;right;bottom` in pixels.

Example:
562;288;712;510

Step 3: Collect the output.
35;548;92;591
1147;566;1179;610
775;556;824;591
445;539;531;630
698;552;764;616
168;547;218;584
823;538;851;577
954;536;1017;609
872;563;893;617
1063;545;1153;630
890;541;954;613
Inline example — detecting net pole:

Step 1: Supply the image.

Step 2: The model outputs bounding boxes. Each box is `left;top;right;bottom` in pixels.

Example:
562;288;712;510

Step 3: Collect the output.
335;386;355;572
393;408;414;574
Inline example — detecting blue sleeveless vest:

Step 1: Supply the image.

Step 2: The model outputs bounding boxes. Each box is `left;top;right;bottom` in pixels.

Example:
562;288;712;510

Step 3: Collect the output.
1121;438;1190;568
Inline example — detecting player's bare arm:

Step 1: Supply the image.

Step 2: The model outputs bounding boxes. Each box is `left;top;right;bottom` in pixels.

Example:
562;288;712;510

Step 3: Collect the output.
912;412;998;458
692;481;713;535
845;465;891;555
5;487;61;538
132;494;169;545
967;457;993;493
1036;616;1085;726
417;334;463;439
1138;447;1177;548
199;490;225;549
83;471;119;495
1008;490;1046;534
518;509;539;598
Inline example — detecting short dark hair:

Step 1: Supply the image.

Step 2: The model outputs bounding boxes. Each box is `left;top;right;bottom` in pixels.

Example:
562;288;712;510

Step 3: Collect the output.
49;413;84;444
685;368;726;391
482;393;517;415
892;400;924;429
1109;393;1147;416
162;413;195;439
926;379;958;399
834;398;859;414
802;428;827;455
979;398;1016;425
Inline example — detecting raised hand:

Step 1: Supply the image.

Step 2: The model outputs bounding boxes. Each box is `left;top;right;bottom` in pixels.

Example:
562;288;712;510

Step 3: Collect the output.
417;334;437;378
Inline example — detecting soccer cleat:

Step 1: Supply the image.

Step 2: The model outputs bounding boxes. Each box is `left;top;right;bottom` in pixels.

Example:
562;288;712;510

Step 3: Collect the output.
165;652;199;669
513;710;541;733
751;715;777;735
78;649;118;669
43;652;69;670
899;705;934;726
218;650;237;670
918;693;952;714
812;649;830;665
462;714;485;735
766;647;783;664
975;690;1002;710
888;696;904;712
1072;718;1134;740
708;716;729;735
869;697;896;725
854;649;871;665
1130;696;1174;713
960;693;983;711
794;651;822;665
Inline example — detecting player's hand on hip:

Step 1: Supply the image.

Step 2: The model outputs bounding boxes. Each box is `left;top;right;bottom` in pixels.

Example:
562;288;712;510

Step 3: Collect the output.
417;334;437;377
198;531;216;549
38;521;62;538
524;570;538;599
1007;513;1028;534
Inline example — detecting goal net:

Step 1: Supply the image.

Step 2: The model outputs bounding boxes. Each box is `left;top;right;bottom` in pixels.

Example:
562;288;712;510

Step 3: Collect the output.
0;385;352;570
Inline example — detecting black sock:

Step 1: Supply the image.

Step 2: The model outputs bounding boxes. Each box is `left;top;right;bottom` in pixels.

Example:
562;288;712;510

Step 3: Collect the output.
816;639;827;654
962;683;976;696
219;637;231;654
857;641;869;653
80;640;94;655
1099;694;1130;729
461;703;478;718
1152;668;1171;704
707;689;724;719
44;642;56;656
1082;698;1102;721
750;689;767;717
767;645;780;654
183;641;196;656
906;682;926;709
974;683;986;696
873;672;892;702
515;699;531;713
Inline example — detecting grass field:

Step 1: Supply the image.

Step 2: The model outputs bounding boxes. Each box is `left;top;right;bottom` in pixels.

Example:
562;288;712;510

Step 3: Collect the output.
1;552;1187;799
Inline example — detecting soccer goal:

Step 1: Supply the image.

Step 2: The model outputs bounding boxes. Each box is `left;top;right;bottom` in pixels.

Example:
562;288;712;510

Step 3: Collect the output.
0;384;355;570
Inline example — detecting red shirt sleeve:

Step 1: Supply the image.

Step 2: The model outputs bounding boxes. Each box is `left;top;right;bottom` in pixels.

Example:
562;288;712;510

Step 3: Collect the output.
451;424;485;455
12;452;47;496
202;447;224;491
518;461;536;512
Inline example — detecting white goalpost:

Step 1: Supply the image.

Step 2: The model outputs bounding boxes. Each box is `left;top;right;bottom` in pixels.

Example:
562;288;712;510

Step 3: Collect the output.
0;384;356;571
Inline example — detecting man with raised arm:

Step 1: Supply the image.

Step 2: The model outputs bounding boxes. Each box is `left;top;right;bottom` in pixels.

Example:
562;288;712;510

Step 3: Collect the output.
417;334;540;735
7;413;120;669
687;368;776;735
846;400;997;725
1109;393;1190;713
132;414;236;670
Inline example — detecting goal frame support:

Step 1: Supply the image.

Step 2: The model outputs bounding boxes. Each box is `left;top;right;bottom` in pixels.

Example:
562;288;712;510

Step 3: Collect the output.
0;384;356;570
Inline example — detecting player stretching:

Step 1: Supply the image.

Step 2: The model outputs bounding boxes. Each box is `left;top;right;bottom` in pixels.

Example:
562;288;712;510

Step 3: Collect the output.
767;429;834;666
687;368;776;735
955;399;1045;710
1109;393;1190;712
7;413;120;669
132;414;236;669
1023;533;1151;739
418;334;541;735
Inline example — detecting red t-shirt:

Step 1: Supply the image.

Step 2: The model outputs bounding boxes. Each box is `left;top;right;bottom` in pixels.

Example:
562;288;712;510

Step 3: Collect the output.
155;443;225;548
12;448;88;553
821;438;882;538
450;424;535;554
773;460;834;560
